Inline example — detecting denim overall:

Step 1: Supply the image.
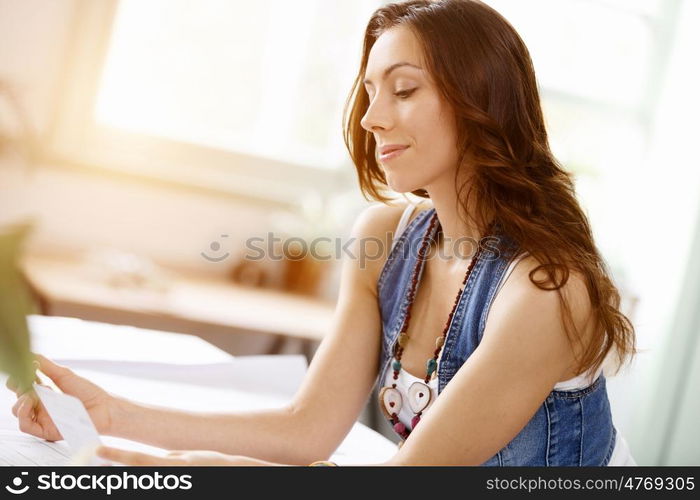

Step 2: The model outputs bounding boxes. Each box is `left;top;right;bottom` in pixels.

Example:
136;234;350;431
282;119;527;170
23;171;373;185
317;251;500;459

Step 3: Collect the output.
375;207;617;466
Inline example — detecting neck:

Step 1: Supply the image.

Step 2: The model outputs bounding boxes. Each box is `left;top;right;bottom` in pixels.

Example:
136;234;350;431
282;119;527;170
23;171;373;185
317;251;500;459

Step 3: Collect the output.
422;173;491;263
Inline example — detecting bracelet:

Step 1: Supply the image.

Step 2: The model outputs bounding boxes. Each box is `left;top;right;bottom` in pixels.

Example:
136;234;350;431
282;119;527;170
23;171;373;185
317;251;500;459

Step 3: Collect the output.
308;460;338;466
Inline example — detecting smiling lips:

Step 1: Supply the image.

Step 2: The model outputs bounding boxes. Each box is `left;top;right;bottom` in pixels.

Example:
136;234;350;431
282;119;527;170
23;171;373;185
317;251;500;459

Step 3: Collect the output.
379;145;409;162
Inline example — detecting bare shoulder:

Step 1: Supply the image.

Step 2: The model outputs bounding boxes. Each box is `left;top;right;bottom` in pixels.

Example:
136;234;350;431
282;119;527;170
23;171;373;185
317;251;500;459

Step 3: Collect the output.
353;199;432;229
349;199;433;286
500;255;592;317
484;254;596;373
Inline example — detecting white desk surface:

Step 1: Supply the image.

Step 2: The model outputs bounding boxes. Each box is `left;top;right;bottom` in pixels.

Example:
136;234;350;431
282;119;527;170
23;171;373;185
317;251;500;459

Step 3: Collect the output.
0;316;396;465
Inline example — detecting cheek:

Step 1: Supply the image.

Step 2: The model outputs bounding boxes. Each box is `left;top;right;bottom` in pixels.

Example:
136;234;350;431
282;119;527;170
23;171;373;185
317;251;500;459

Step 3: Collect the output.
410;101;459;165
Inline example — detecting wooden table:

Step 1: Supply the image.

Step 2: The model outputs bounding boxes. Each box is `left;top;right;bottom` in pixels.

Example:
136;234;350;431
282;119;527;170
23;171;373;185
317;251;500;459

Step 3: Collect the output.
19;253;336;356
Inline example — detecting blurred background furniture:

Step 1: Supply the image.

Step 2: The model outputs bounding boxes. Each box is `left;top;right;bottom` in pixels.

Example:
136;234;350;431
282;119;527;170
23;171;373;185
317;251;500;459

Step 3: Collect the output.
19;252;335;360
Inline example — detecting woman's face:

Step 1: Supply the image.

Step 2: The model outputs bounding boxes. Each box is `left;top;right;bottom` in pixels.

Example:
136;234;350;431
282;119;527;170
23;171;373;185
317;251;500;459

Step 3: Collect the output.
361;25;460;193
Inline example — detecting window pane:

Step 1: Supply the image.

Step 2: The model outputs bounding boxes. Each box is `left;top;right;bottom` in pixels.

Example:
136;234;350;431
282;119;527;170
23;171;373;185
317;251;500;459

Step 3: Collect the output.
542;96;646;178
486;0;653;108
541;95;647;276
95;0;378;169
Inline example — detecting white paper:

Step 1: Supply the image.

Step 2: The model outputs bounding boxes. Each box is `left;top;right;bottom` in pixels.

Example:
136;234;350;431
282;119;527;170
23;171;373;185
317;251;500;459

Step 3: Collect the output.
0;315;397;466
0;429;174;466
32;384;104;464
0;430;71;466
28;315;233;364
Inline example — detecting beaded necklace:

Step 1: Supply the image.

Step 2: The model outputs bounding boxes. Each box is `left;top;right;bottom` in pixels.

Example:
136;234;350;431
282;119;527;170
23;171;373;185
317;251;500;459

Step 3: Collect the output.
378;211;494;440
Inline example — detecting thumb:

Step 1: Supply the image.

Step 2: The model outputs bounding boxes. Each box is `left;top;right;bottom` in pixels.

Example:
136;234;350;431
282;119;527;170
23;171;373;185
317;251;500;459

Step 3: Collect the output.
32;353;73;387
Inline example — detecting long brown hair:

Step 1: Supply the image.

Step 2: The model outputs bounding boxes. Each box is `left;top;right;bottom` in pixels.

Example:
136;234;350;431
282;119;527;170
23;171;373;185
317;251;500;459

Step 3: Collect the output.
342;0;636;376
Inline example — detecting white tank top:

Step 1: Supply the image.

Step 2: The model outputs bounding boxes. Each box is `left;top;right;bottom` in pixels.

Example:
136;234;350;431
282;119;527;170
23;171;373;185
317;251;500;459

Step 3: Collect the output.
385;201;636;465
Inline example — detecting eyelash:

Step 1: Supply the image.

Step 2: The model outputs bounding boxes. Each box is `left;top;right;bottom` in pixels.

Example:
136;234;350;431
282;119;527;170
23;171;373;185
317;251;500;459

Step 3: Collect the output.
394;88;416;99
365;87;417;102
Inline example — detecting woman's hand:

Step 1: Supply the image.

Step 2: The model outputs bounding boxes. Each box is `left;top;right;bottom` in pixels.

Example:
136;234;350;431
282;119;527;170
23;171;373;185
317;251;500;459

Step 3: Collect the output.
5;353;116;441
96;446;282;466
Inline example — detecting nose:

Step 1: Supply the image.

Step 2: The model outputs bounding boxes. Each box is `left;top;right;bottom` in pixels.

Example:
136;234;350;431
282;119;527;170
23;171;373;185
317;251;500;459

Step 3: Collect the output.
360;94;392;133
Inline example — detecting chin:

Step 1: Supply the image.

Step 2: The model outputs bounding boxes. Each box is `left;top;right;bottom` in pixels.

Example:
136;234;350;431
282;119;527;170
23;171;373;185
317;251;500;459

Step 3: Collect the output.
385;176;425;195
386;181;417;194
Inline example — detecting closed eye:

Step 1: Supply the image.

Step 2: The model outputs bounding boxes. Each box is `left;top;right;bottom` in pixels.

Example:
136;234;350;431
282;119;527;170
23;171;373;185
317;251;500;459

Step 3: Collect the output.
394;88;417;99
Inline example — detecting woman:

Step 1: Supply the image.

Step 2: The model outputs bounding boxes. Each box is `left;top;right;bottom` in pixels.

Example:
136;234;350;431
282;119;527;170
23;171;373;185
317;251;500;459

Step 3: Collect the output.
7;0;636;466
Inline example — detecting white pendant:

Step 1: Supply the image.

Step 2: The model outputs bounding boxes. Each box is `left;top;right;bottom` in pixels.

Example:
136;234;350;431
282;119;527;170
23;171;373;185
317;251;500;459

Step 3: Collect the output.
378;387;403;418
407;381;432;413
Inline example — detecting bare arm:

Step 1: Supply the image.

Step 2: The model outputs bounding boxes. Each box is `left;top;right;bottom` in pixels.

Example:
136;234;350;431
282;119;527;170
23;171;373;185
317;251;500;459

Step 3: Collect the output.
10;203;401;465
105;203;398;463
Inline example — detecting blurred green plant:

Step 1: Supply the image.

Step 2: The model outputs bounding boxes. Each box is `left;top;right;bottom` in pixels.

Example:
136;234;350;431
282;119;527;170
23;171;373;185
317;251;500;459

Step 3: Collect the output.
0;221;36;393
0;79;39;391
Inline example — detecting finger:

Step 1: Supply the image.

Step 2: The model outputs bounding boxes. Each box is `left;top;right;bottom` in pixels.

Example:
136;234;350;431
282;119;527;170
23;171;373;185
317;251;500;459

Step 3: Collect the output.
30;359;45;385
11;394;26;417
32;353;72;384
11;393;35;415
15;395;35;419
5;357;43;391
96;446;173;466
16;397;45;437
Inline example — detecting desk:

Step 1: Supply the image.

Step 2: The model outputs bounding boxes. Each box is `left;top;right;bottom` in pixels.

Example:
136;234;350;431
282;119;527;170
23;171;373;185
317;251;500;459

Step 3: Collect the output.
0;316;397;465
20;253;335;352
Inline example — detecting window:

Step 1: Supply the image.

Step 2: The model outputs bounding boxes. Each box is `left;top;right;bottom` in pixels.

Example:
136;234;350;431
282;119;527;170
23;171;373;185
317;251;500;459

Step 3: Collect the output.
52;0;679;242
51;0;380;207
486;0;680;312
96;0;380;169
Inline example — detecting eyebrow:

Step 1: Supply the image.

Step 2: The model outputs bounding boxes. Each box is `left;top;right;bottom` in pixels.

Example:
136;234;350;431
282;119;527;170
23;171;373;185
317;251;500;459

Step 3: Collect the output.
362;62;422;86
